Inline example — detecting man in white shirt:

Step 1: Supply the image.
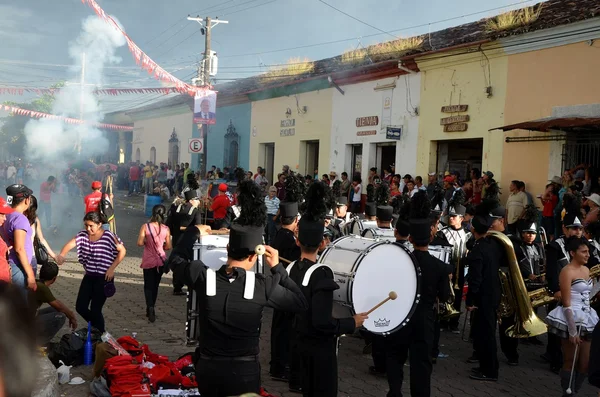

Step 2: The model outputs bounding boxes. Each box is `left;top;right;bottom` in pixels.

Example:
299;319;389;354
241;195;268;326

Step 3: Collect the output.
6;163;16;184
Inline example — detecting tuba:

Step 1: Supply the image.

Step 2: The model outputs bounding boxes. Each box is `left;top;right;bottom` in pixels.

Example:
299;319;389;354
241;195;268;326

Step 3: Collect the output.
438;278;460;320
487;231;547;338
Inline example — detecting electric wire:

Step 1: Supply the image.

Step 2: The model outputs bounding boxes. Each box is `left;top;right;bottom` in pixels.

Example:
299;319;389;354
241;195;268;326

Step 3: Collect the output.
317;0;399;39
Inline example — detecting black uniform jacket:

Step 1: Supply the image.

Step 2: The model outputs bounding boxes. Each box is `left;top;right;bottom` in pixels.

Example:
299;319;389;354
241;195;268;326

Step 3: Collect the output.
510;236;543;280
177;261;308;357
167;203;202;245
546;236;569;295
290;258;355;341
412;250;452;312
271;228;300;264
465;237;502;309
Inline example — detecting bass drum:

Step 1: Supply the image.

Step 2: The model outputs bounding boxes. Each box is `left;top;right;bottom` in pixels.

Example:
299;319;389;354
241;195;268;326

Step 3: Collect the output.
361;227;395;242
318;235;421;335
345;218;377;236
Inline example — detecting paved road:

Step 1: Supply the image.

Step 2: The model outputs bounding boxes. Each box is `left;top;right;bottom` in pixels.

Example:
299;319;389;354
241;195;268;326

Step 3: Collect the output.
49;192;597;396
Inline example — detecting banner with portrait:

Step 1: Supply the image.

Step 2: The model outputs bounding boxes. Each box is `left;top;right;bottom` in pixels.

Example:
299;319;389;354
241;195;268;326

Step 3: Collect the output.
193;90;217;125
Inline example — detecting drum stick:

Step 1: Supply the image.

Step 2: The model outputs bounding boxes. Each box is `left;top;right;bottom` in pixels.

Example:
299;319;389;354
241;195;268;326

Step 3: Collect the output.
255;245;291;264
210;230;230;235
366;291;398;315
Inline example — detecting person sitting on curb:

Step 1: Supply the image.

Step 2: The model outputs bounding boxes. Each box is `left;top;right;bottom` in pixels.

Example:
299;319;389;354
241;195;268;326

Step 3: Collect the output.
33;262;78;345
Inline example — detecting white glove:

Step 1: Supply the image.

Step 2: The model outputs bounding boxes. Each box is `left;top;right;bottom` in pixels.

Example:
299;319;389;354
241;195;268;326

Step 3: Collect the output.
562;306;578;337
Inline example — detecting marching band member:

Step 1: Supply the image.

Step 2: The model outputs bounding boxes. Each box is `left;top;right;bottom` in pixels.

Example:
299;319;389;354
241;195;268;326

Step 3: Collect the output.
394;196;411;247
435;189;470;334
465;210;502;382
512;205;545;292
167;190;203;295
543;194;585;373
269;179;303;385
384;191;450;397
363;184;377;221
289;182;368;397
546;236;599;395
170;180;308;397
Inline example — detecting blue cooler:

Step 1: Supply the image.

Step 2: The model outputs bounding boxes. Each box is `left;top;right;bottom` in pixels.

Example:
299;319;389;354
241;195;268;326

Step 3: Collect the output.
144;195;162;217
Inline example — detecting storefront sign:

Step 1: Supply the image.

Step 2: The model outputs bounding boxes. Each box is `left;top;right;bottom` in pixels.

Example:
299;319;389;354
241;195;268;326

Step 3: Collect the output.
444;123;468;132
386;127;402;140
280;119;296;137
356;116;379;127
441;105;468;113
440;115;470;125
357;130;377;136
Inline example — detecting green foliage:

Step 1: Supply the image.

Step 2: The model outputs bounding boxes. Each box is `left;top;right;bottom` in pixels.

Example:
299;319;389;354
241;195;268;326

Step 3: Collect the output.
0;82;64;158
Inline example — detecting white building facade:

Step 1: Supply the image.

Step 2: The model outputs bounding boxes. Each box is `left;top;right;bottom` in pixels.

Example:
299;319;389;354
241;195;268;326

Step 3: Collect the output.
329;74;420;182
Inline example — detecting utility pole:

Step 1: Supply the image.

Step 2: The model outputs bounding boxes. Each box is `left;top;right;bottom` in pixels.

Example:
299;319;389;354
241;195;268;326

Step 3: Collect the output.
187;15;228;177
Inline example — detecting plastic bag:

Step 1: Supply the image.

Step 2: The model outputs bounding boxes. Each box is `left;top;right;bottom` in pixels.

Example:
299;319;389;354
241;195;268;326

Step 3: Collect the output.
48;333;84;367
57;360;72;384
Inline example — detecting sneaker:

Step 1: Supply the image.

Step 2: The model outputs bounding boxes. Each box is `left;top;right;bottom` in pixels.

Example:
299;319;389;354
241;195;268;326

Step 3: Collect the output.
469;371;498;382
467;356;479;364
437;353;449;358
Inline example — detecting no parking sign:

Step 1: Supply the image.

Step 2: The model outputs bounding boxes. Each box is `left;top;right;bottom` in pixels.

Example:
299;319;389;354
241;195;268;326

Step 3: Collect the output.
189;138;203;154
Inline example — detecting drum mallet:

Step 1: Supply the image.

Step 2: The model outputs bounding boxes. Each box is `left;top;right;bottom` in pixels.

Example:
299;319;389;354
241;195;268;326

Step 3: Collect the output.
255;245;291;264
366;291;398;315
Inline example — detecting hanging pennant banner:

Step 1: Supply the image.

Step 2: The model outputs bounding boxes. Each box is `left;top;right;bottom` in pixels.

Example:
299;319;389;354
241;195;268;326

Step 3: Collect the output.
193;90;217;125
0;87;182;96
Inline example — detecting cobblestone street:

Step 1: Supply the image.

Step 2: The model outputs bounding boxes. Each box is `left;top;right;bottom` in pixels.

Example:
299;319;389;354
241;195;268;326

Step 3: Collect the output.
48;193;597;396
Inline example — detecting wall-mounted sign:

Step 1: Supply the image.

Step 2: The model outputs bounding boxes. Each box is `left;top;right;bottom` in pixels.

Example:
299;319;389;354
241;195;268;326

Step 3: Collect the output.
386;127;402;140
280;119;295;137
440;115;470;125
188;138;203;154
356;116;379;127
441;105;468;113
357;130;377;136
444;123;468;132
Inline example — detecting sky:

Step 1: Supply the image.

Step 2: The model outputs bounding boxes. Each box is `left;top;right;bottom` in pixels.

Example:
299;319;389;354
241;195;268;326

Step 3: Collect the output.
0;0;540;114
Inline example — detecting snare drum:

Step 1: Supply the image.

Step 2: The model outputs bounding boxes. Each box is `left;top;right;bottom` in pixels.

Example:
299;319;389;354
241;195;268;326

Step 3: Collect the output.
345;217;377;236
317;235;421;335
361;227;395;242
428;245;452;265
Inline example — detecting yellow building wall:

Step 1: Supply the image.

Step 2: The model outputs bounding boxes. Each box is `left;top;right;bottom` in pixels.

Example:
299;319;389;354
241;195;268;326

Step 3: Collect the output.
249;89;333;182
416;47;508;185
502;41;600;203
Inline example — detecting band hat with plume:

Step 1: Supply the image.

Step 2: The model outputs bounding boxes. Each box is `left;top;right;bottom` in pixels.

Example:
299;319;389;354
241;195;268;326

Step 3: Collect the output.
184;190;200;201
395;194;411;236
447;188;466;216
279;172;306;218
365;184;376;217
562;192;583;228
299;182;328;247
228;179;267;257
520;204;539;233
430;184;445;214
409;190;432;243
375;182;393;222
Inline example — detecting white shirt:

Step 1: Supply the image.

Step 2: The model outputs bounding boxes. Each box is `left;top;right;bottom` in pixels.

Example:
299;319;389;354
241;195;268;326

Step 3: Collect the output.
6;166;16;179
167;170;175;180
409;187;419;197
352;184;362;202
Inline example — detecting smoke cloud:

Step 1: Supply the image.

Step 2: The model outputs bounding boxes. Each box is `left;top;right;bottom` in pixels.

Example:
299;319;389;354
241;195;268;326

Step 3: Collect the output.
24;15;126;168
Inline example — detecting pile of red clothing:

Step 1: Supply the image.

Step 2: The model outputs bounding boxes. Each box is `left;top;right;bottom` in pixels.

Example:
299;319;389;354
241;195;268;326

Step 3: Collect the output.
104;336;197;397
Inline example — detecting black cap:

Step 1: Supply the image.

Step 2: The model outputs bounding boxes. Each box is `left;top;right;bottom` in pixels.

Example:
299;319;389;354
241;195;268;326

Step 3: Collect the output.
279;201;298;218
229;223;264;257
184;190;199;201
365;202;377;217
376;205;393;222
299;217;324;246
489;206;505;218
448;204;466;217
409;219;431;243
563;213;583;229
6;184;33;204
336;196;348;206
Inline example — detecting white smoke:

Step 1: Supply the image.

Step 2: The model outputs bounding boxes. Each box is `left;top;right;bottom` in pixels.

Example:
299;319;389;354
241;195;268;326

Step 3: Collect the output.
24;15;126;168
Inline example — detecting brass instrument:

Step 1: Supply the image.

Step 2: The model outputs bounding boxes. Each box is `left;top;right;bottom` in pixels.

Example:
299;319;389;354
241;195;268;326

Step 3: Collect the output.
452;244;461;291
539;227;549;246
438;278;460;320
488;231;547;338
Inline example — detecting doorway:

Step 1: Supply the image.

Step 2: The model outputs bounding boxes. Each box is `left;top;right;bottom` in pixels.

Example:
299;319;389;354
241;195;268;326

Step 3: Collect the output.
260;143;275;184
377;143;396;176
436;138;483;180
305;140;320;177
351;144;363;178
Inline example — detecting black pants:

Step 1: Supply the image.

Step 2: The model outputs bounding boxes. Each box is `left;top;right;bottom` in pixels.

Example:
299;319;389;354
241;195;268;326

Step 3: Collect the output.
171;232;185;292
372;334;387;372
299;337;338;397
36;307;66;345
499;314;519;361
196;356;260;397
473;305;499;378
546;301;563;368
76;274;108;333
270;309;292;376
143;268;162;308
448;264;466;329
289;330;302;389
386;310;435;397
432;314;441;358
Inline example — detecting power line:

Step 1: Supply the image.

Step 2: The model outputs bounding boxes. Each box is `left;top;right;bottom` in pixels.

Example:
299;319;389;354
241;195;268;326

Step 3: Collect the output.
317;0;399;39
220;0;278;17
153;30;201;60
146;23;195;54
220;0;534;58
189;0;237;16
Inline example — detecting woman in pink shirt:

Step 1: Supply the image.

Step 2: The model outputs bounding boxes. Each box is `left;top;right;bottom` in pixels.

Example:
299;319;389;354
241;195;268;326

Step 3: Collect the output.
137;204;172;323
